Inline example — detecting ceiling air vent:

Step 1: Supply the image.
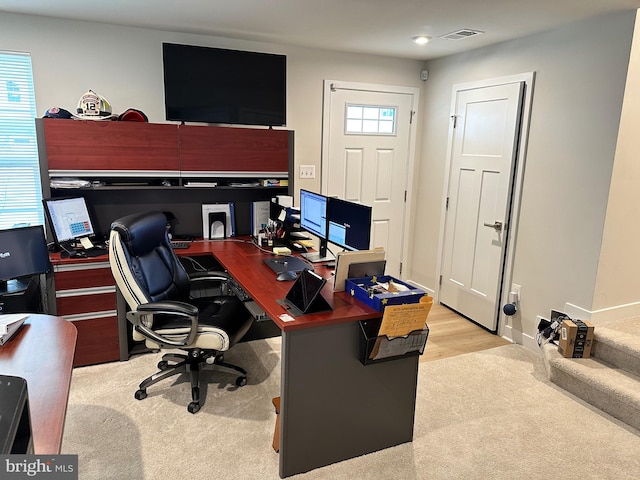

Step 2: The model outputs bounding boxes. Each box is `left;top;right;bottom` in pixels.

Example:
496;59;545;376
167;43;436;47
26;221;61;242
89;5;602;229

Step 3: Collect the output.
439;29;484;40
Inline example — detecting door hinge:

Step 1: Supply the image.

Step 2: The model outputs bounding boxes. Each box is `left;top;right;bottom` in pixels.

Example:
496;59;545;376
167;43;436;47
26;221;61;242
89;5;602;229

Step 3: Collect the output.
451;115;457;128
439;275;443;286
446;197;449;209
399;262;403;275
404;190;407;202
410;110;416;124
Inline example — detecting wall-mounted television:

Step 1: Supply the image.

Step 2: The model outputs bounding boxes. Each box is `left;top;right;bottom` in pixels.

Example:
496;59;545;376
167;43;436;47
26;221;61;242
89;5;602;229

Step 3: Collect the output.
162;42;287;127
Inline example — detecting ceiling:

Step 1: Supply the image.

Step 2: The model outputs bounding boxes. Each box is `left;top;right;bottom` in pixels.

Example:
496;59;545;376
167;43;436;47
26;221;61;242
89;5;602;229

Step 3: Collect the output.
1;0;639;60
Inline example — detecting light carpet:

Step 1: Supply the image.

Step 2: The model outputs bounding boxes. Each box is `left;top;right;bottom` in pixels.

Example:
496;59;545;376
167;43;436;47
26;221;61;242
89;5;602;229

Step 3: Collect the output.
62;340;640;479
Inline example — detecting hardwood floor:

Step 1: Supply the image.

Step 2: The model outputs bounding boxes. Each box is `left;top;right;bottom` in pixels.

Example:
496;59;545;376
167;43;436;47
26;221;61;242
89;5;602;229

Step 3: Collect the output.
420;302;511;363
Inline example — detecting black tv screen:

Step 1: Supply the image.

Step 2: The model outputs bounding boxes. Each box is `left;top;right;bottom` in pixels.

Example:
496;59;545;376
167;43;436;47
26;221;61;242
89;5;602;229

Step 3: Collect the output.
162;43;286;127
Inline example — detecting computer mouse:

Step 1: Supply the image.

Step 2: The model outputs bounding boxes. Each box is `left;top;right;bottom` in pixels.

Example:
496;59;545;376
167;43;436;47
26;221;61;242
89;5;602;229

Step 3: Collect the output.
276;271;298;281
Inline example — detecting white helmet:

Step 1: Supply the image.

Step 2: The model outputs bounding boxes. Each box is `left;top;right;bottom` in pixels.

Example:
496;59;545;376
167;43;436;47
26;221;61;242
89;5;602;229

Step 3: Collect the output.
75;89;114;119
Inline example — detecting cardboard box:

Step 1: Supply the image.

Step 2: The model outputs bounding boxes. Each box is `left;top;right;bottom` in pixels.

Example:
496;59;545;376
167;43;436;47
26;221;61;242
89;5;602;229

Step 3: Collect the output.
345;275;425;312
558;319;594;358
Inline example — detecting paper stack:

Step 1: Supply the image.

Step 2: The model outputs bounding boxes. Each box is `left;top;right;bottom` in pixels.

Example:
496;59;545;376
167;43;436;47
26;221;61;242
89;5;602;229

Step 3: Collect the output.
0;314;28;345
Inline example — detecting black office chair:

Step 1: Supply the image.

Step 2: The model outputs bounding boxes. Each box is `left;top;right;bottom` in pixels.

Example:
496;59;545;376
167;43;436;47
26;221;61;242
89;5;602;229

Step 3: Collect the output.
109;211;254;413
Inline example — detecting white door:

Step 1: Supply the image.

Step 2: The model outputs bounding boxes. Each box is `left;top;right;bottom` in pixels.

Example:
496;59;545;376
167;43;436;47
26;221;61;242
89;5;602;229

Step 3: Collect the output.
439;82;524;331
322;81;417;277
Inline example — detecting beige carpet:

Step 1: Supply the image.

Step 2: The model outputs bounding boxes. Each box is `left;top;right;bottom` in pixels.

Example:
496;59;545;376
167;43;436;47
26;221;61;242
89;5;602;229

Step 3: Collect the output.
62;340;640;479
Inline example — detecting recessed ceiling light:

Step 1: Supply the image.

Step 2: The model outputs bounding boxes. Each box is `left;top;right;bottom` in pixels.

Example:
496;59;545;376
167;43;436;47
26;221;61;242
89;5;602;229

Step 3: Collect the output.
412;36;431;45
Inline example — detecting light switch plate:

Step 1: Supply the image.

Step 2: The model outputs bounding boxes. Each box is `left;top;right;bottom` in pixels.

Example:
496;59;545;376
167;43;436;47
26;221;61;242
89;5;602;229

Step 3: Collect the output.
299;165;315;179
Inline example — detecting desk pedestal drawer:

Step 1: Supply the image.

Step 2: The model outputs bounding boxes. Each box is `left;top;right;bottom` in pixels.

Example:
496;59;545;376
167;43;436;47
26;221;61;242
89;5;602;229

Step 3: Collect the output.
56;291;116;317
71;314;120;367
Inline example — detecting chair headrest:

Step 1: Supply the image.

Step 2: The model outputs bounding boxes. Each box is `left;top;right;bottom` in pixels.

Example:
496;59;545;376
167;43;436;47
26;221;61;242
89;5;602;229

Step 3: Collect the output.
111;211;168;256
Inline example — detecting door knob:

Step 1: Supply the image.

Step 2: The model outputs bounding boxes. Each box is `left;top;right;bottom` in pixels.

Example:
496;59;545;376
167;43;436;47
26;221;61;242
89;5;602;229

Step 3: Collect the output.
483;221;503;231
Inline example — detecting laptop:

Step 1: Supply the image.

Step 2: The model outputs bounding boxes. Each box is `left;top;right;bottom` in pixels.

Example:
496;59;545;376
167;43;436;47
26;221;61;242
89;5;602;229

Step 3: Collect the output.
279;269;332;316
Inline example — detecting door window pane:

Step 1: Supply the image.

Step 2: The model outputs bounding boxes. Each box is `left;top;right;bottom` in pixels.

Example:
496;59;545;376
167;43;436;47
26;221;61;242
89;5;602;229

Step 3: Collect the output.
345;103;397;135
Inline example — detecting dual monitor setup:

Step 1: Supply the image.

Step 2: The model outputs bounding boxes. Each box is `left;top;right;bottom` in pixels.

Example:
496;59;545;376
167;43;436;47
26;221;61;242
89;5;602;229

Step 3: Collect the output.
298;189;372;263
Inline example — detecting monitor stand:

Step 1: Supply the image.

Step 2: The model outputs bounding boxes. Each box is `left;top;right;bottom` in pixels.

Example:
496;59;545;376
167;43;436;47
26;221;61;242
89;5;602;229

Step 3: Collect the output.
301;252;333;263
0;279;30;296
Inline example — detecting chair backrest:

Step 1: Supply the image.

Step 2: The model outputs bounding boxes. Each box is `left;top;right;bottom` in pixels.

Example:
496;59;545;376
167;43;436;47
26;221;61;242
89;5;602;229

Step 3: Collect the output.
109;211;191;310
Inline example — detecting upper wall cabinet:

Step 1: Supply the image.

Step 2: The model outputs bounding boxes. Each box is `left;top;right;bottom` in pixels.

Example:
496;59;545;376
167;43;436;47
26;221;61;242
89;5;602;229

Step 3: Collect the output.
179;125;290;175
39;119;180;175
37;119;292;179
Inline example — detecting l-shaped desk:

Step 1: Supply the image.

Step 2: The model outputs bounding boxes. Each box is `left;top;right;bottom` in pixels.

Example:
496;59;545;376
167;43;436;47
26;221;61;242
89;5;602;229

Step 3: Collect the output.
123;239;420;478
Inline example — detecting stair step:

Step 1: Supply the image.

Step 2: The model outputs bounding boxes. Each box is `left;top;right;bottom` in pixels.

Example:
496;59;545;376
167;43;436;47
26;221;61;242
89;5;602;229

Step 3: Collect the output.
592;327;640;376
542;344;640;431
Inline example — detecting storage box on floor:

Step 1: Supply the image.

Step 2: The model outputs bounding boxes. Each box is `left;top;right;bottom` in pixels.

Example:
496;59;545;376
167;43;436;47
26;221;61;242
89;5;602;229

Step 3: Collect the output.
558;319;594;358
345;275;431;365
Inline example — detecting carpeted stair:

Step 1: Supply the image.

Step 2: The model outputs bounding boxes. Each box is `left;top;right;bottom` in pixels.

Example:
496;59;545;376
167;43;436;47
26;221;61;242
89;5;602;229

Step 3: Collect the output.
541;318;640;431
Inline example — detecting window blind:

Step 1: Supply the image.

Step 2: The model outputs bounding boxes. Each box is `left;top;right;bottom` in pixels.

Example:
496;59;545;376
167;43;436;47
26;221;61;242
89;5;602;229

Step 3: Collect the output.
0;51;43;230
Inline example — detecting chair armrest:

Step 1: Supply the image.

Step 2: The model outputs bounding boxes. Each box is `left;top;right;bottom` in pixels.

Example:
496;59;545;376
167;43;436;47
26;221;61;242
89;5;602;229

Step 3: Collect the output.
189;271;231;296
127;300;199;347
189;270;230;282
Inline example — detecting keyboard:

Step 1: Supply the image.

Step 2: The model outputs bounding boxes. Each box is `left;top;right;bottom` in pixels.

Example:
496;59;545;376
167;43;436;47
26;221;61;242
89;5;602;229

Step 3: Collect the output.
171;240;192;249
84;247;108;257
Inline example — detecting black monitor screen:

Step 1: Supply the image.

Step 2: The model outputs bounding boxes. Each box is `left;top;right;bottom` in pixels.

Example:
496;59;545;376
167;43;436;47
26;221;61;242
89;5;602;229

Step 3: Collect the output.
0;225;51;293
42;196;96;244
163;43;286;127
327;198;372;251
299;189;328;239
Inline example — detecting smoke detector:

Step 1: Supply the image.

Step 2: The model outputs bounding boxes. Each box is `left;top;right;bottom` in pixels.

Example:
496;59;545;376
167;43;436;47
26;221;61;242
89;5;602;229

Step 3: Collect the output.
439;29;484;40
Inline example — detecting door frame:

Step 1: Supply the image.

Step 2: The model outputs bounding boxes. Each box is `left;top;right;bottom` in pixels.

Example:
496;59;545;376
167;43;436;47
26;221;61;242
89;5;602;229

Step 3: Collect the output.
435;72;535;339
321;80;420;278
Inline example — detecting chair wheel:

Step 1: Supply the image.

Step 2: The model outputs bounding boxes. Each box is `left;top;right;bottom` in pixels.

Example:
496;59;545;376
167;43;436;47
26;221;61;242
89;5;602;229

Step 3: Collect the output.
157;360;169;370
236;376;247;387
135;389;147;400
188;402;201;414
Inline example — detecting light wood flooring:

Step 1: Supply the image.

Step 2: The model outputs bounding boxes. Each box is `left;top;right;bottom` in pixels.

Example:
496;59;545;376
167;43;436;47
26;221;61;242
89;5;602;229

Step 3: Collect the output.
420;302;510;363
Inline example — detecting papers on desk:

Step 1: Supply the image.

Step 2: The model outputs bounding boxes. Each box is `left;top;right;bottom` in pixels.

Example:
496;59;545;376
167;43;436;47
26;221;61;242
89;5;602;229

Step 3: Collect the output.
0;314;28;345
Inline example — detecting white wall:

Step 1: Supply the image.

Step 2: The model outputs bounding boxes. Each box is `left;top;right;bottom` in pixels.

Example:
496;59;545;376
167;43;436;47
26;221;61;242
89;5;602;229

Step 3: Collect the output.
594;10;640;321
410;10;636;344
0;12;424;199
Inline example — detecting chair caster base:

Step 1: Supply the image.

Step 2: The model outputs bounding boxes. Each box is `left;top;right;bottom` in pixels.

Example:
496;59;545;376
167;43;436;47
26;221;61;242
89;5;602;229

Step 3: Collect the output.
187;402;201;414
135;389;147;400
236;376;247;387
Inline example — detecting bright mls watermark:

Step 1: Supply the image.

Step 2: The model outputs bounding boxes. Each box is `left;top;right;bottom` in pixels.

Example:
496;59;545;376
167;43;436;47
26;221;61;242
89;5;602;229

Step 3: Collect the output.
1;455;77;479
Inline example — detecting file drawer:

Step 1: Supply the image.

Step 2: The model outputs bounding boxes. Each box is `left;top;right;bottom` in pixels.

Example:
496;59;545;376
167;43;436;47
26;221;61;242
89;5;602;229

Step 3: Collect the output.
53;260;119;367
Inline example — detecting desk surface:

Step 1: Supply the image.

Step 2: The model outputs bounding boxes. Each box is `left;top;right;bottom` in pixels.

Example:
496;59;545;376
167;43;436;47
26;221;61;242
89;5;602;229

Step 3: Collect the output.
179;239;381;331
0;315;77;454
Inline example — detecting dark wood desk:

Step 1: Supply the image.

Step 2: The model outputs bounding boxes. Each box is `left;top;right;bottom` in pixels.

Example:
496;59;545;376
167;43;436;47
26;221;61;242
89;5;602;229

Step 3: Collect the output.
179;240;419;478
0;315;77;454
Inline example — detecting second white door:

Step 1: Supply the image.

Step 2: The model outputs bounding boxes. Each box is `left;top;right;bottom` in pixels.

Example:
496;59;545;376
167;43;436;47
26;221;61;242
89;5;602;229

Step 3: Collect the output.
439;81;524;331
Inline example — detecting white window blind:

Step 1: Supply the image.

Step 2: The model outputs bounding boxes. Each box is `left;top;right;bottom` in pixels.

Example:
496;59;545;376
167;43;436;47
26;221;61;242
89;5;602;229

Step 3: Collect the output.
0;51;43;230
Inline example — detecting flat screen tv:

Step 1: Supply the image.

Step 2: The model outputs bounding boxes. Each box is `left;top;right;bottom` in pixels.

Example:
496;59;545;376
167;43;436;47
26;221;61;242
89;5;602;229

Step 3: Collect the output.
162;42;287;127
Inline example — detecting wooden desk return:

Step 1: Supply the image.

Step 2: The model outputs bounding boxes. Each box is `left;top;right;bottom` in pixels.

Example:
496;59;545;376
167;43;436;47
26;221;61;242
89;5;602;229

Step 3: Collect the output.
181;240;420;478
0;315;77;454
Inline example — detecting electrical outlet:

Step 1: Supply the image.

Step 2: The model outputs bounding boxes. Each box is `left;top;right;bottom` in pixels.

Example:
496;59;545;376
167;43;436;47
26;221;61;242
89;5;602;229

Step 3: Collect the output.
299;165;315;179
510;283;521;305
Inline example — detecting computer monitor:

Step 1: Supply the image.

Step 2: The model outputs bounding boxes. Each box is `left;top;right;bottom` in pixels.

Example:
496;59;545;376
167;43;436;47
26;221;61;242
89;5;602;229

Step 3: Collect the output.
0;225;51;295
327;197;372;251
42;196;97;247
299;189;331;262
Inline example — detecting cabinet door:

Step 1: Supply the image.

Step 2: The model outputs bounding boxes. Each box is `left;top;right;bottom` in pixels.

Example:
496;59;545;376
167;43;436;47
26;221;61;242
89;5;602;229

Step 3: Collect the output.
42;119;180;173
179;124;289;174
